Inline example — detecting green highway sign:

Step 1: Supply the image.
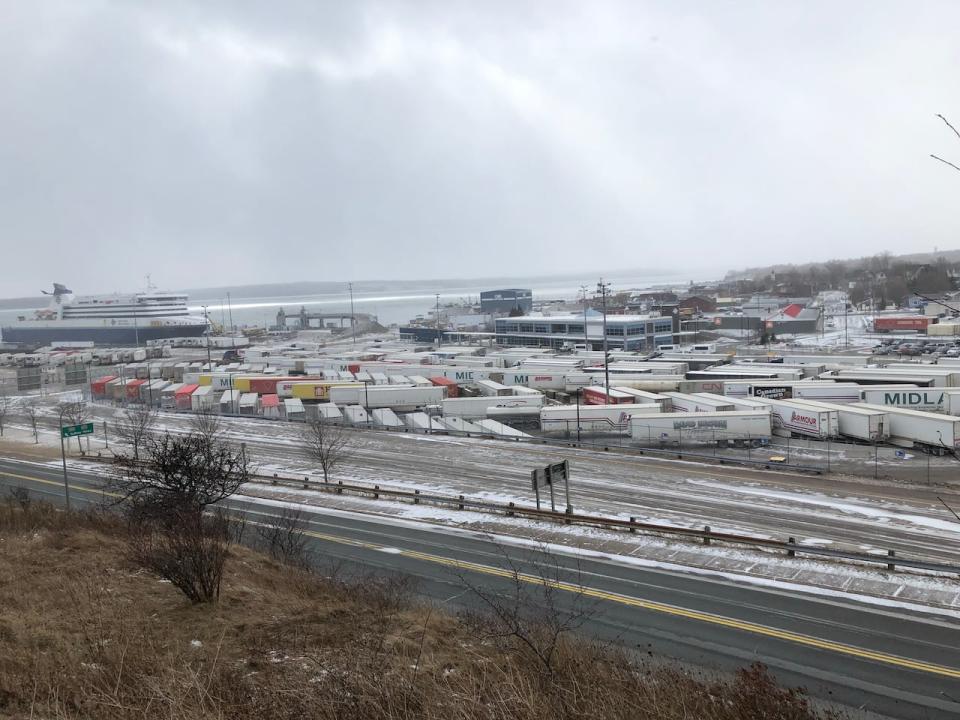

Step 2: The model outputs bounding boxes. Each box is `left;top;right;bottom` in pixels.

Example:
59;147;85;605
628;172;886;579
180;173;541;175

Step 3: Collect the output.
61;423;94;438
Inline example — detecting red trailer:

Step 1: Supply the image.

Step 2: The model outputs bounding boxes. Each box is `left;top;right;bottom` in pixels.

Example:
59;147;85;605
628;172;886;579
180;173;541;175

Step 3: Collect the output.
873;316;931;333
429;376;459;398
90;375;117;398
175;383;199;411
261;393;281;418
126;378;147;401
582;387;635;405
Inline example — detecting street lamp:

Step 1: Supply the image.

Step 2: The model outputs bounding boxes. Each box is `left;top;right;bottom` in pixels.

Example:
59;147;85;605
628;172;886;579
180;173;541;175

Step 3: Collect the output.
202;305;212;369
597;280;611;404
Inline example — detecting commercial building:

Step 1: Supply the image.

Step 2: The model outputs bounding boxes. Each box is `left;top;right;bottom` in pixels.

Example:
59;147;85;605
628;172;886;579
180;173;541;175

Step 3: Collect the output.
494;311;673;351
480;289;533;314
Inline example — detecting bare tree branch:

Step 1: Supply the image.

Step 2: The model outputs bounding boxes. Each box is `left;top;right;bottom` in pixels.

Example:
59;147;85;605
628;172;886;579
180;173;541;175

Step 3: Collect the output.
57;400;90;451
190;406;223;443
937;113;960;141
931;153;960;173
22;401;40;444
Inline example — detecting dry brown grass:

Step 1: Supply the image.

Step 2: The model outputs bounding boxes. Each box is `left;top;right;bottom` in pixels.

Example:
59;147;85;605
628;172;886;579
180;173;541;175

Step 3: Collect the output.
0;498;842;720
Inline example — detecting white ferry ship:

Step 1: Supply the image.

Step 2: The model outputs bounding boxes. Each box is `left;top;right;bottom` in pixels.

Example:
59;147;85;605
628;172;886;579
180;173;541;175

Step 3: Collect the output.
0;283;209;345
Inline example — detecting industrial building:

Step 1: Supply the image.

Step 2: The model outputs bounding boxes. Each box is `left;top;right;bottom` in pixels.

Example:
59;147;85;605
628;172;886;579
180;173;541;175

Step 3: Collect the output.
480;289;533;314
494;311;674;351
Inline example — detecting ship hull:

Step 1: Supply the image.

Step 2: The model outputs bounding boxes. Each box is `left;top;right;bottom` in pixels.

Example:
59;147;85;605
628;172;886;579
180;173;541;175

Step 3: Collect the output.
0;323;208;346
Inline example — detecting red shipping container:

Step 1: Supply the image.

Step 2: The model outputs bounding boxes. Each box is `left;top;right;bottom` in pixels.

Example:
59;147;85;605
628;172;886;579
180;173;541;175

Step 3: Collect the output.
582;387;632;405
429;376;459;398
90;375;117;397
126;378;147;400
249;377;281;394
175;383;199;411
874;316;930;333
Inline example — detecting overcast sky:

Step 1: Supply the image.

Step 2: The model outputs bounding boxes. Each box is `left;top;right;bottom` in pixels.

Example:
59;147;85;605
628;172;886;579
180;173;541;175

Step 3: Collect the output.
2;1;959;297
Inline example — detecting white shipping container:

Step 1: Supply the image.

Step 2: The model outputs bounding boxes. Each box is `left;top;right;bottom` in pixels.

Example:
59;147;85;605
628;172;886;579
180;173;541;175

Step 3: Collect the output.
191;385;214;411
475;379;512;397
630;411;772;444
860;388;947;413
342;405;370;425
371;408;405;428
660;392;734;413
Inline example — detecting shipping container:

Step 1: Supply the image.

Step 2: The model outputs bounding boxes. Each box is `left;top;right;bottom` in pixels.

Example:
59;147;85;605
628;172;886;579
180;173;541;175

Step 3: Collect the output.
291;382;364;402
834;369;957;388
856;403;960;450
238;393;260;416
90;375;117;398
160;383;184;410
429;376;460;398
175;384;199;411
873;316;931;333
611;387;672;408
283;397;305;421
191;385;215;411
342;405;370;425
330;385;443;410
696;393;772;412
126;378;147;401
371;408;404;428
630;411;772;445
261;394;281;419
219;390;240;413
403;412;434;431
475;379;512;397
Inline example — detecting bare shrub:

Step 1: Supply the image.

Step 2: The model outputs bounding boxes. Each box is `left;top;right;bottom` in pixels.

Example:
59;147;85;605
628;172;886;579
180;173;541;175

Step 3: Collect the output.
129;509;232;604
255;507;311;568
109;431;250;519
302;417;354;483
190;405;222;442
457;542;594;675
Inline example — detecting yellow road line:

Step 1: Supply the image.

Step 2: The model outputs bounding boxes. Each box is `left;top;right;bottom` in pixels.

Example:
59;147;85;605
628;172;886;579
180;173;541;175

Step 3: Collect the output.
5;468;960;679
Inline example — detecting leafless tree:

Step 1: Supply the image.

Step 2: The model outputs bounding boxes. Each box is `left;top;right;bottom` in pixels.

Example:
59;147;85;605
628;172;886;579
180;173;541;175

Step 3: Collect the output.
22;401;40;444
456;543;595;675
57;400;89;451
931;113;960;173
302;418;354;483
109;431;250;519
0;395;8;437
112;404;155;460
190;406;222;442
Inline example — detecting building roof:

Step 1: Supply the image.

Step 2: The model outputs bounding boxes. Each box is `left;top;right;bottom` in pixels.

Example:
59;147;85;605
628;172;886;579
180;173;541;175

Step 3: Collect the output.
498;312;658;324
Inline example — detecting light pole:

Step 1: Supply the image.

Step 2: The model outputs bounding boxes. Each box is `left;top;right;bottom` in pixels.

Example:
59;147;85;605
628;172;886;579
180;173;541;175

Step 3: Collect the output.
202;305;212;369
579;285;590;351
57;406;72;511
348;282;356;345
597;280;611;404
435;293;442;346
227;291;234;334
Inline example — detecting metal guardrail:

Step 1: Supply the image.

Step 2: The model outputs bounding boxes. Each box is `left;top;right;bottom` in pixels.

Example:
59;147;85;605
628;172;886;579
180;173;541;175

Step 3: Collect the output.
69;450;959;575
246;467;957;576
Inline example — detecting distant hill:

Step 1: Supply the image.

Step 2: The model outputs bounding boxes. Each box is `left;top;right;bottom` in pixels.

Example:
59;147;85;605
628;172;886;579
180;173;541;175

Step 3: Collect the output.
725;249;960;281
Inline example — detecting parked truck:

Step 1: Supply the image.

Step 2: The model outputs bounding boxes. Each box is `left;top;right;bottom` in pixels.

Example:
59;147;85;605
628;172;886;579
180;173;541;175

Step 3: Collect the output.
539;403;660;432
747;397;839;439
786;399;888;442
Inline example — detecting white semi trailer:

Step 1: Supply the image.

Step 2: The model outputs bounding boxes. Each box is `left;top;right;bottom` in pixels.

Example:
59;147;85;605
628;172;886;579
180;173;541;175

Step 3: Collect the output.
860;387;945;413
630;411;772;445
329;385;445;411
786;399;888;442
747;397;838;439
659;392;735;413
856;403;960;451
540;403;660;432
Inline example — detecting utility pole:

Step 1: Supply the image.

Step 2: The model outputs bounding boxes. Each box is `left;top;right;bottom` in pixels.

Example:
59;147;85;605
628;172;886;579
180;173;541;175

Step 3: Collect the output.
202;305;212;369
844;292;849;348
227;291;234;333
597;279;611;403
58;407;71;511
435;293;442;346
579;284;590;351
348;283;356;345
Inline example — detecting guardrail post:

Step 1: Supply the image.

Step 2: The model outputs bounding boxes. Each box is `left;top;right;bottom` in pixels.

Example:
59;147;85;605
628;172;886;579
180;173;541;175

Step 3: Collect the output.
272;473;278;486
337;480;343;495
414;489;420;504
374;485;380;499
703;525;711;545
629;517;636;533
459;495;465;510
887;549;896;571
506;501;514;516
787;537;796;557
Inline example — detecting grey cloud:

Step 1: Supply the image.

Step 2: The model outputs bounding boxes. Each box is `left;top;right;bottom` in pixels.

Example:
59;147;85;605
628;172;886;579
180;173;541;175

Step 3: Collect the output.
1;1;959;296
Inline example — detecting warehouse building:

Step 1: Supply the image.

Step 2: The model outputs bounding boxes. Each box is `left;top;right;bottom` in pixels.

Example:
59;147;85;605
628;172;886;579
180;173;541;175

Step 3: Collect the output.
480;289;533;314
494;311;674;351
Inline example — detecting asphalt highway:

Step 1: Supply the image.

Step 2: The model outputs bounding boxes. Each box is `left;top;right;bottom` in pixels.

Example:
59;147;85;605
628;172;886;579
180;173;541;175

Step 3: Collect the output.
1;456;959;719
